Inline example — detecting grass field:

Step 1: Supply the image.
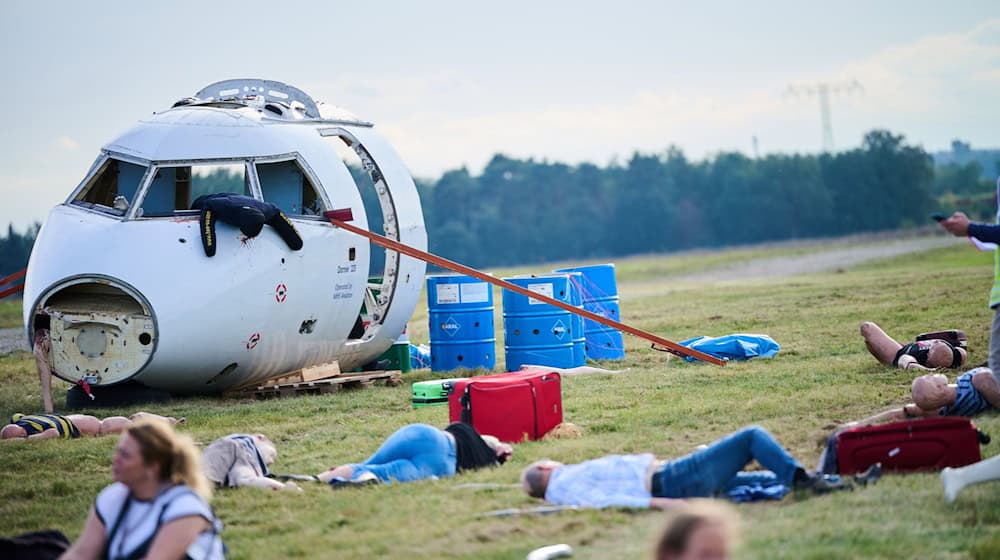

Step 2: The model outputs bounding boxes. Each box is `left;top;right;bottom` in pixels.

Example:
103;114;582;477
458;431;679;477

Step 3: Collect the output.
0;297;21;329
1;235;998;559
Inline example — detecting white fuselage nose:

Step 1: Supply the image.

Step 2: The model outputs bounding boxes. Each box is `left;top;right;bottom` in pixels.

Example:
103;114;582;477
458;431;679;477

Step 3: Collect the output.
22;83;427;394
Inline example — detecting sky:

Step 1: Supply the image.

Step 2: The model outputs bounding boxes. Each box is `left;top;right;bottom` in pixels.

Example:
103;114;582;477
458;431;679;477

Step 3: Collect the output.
1;0;998;231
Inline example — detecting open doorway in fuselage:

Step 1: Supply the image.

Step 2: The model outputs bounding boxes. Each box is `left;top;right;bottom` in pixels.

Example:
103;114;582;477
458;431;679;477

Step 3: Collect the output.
323;133;394;342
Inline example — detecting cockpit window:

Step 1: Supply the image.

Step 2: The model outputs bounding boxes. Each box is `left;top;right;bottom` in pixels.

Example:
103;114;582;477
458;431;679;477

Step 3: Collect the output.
72;158;147;216
257;160;325;216
139;162;249;217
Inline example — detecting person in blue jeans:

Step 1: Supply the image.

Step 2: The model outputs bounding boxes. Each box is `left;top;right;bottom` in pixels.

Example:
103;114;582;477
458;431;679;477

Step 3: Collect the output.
316;423;513;486
520;425;858;509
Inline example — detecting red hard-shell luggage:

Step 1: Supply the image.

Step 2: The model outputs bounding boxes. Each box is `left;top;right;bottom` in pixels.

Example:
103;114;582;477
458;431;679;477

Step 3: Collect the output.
448;370;562;443
836;417;983;474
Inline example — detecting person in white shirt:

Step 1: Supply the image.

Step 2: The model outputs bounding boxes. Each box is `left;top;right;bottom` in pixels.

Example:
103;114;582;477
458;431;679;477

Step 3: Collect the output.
59;419;224;560
520;425;850;509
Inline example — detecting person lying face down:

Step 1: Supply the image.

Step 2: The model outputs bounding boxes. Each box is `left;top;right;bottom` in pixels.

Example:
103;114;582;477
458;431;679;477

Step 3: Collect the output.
316;423;513;486
860;322;967;371
201;433;301;492
1;412;183;440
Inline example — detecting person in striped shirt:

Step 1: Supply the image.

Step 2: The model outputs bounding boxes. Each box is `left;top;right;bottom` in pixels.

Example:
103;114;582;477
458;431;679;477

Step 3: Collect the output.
842;367;1000;428
1;411;182;440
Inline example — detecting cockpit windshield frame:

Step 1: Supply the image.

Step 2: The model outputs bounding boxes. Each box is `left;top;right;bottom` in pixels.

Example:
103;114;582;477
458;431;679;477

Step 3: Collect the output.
64;152;330;221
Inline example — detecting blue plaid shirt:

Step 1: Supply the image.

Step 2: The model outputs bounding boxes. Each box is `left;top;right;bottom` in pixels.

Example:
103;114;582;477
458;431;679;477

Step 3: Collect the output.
545;454;654;508
941;370;991;417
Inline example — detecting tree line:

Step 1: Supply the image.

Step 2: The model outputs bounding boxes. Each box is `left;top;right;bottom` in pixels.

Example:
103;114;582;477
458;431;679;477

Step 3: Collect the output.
3;129;997;280
418;129;995;267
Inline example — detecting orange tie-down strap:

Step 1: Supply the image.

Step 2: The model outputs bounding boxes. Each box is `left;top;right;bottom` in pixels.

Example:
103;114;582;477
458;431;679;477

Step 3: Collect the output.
322;210;724;366
0;268;27;299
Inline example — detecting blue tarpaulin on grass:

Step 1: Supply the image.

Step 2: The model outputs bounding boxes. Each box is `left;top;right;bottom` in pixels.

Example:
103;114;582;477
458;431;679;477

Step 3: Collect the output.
678;334;780;362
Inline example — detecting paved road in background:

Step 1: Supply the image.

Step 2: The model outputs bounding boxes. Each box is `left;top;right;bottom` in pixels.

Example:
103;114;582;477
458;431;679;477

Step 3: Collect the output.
0;325;26;355
670;235;964;283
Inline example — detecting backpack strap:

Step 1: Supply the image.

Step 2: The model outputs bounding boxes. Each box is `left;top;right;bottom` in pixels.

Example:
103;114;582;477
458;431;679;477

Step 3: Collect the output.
102;493;134;560
109;486;220;560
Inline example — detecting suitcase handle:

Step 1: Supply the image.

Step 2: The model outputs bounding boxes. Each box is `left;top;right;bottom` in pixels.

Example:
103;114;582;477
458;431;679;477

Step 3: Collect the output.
460;389;472;425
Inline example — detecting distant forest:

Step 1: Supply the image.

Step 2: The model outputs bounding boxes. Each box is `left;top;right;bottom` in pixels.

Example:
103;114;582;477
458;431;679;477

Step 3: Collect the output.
418;129;998;267
2;129;998;280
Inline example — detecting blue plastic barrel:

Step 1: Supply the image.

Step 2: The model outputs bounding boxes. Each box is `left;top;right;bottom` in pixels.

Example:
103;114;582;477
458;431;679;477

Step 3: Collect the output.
427;275;496;372
554;264;625;360
564;271;587;366
502;274;575;370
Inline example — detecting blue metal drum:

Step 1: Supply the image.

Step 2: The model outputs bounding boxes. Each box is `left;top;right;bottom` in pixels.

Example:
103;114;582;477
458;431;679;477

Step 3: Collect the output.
502;274;575;370
554;264;625;360
427;275;496;372
564;271;587;366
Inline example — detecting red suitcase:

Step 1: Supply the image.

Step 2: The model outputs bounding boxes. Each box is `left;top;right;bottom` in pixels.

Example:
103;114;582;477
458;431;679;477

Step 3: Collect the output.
448;370;562;443
836;417;983;474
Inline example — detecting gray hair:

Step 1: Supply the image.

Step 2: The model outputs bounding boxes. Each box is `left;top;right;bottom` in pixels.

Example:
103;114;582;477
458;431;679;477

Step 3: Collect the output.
520;461;551;498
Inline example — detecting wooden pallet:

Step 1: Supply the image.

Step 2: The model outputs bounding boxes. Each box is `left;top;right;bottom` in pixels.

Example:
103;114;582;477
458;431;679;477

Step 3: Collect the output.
233;370;402;400
259;361;342;387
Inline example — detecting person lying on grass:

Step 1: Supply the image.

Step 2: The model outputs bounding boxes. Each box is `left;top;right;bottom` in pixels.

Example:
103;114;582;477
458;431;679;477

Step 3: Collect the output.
317;423;513;487
860;322;967;371
841;368;1000;428
520;425;875;509
1;412;183;440
202;433;302;492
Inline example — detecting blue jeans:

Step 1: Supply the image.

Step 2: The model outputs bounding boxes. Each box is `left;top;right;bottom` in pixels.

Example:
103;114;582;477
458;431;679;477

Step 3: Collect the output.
651;426;802;498
349;424;457;483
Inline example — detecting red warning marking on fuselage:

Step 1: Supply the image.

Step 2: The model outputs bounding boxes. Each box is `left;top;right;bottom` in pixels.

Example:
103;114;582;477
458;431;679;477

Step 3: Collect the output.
246;332;261;350
275;283;287;303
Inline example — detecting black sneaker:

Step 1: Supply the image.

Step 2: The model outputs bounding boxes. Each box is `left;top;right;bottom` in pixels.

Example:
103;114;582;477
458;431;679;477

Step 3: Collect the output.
853;463;882;487
793;472;853;495
328;473;379;490
272;473;321;483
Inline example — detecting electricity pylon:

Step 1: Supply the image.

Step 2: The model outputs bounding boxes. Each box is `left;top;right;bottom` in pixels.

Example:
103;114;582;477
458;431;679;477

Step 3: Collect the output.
785;80;863;152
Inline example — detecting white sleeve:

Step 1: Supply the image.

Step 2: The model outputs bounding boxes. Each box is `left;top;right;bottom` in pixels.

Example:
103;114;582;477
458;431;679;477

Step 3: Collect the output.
94;483;129;527
161;490;213;524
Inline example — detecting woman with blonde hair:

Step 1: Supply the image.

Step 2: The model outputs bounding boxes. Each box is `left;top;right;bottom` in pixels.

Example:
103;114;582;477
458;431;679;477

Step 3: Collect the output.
60;419;224;560
654;499;741;560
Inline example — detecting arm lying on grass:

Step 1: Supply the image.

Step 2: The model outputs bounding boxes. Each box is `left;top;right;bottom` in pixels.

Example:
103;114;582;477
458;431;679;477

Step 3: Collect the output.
840;403;937;429
229;465;302;492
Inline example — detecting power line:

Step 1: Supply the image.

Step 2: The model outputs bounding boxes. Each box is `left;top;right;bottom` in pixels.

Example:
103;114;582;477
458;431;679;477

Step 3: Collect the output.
785;80;863;152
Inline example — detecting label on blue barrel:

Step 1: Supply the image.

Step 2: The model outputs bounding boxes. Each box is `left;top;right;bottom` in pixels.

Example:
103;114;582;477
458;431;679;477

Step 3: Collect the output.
527;283;553;305
436;284;460;304
442;316;462;336
552;320;568;339
460;282;489;303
